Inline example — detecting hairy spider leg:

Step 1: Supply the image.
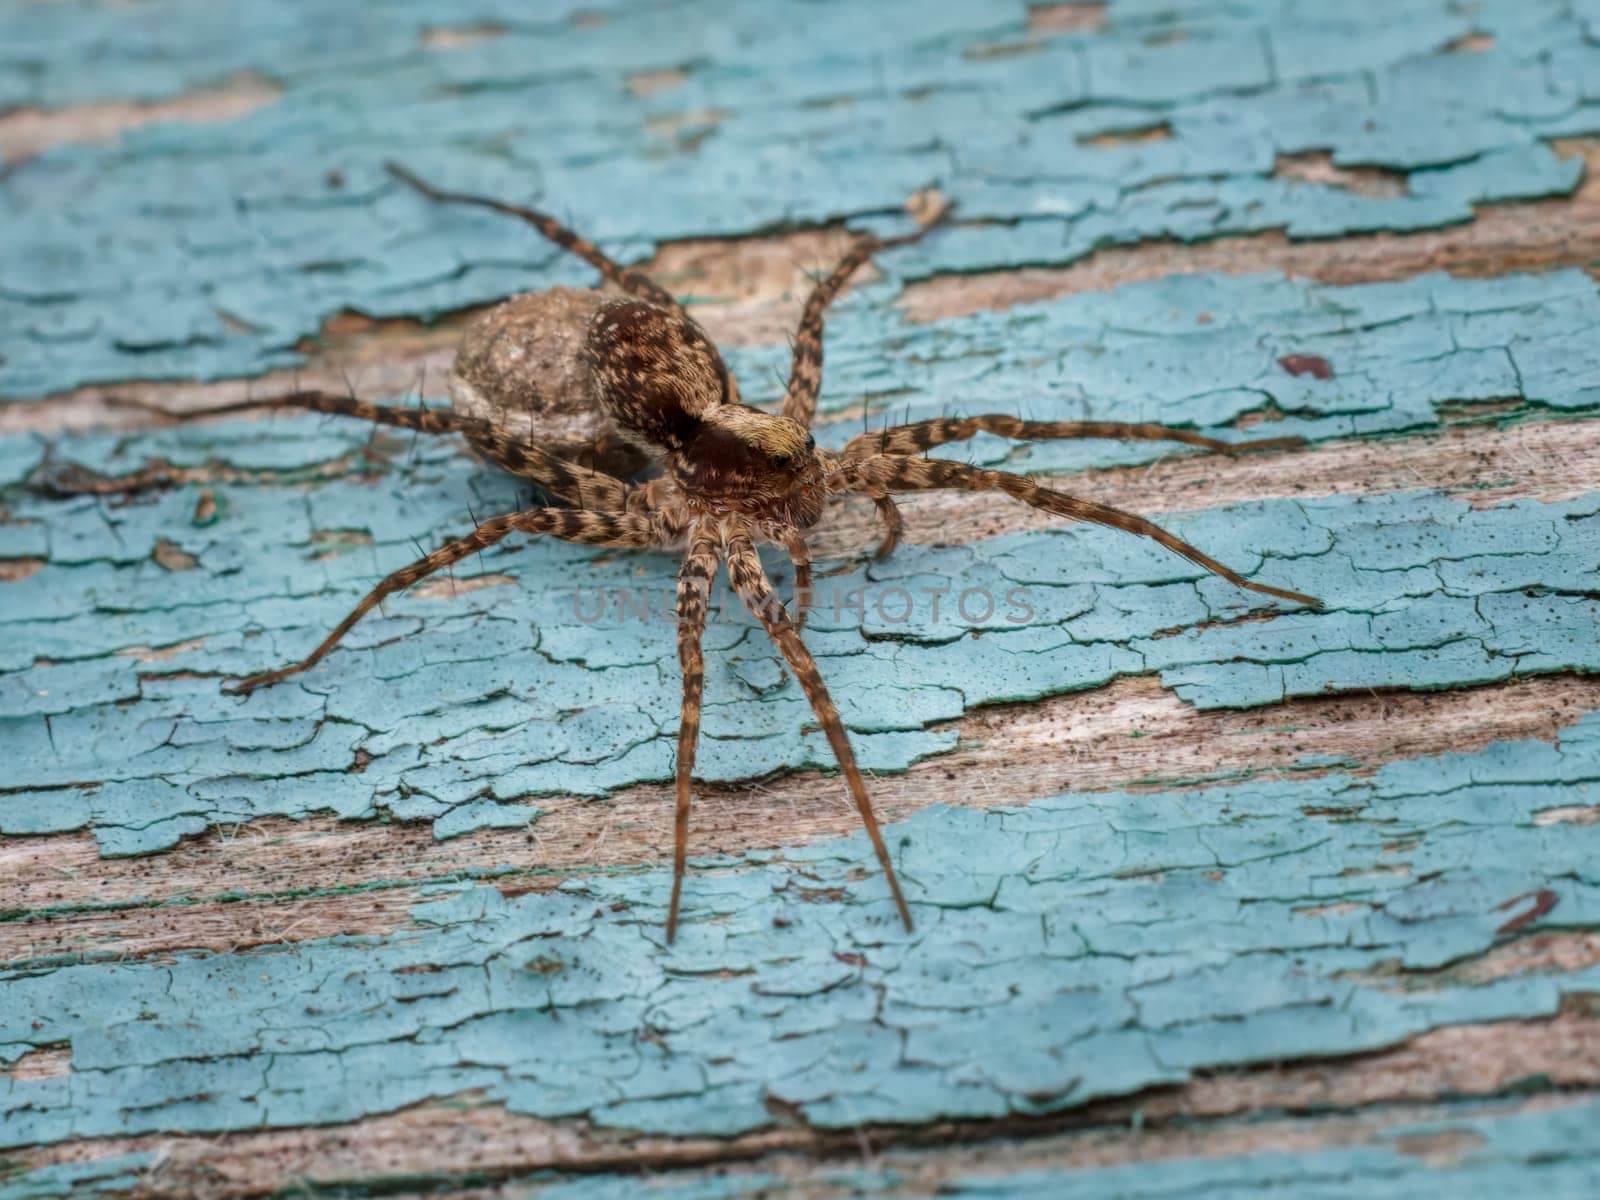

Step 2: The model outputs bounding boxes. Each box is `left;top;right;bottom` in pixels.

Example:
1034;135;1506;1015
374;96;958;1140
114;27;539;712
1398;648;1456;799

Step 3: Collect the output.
668;529;722;942
724;530;915;933
833;456;1322;609
829;417;1300;567
842;415;1306;460
99;393;631;509
780;204;952;431
386;162;680;312
810;489;903;579
774;207;948;559
870;494;905;560
228;509;657;695
777;528;815;629
389;163;745;406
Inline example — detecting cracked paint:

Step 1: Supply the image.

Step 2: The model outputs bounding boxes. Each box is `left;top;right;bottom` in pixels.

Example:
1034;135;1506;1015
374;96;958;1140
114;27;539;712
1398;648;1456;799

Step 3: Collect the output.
4;0;1600;1194
506;1098;1600;1197
3;265;1599;850
0;1152;156;1200
2;708;1599;1151
3;0;1600;397
4;409;1599;850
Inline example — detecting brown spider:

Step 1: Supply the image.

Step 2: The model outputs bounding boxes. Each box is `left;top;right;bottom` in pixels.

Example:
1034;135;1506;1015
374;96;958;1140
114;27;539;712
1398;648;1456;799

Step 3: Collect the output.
70;163;1319;942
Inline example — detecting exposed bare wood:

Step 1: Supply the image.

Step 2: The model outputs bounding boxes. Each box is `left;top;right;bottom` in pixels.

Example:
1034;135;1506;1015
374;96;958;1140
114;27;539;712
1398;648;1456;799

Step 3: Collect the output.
901;139;1600;324
0;74;280;164
6;673;1593;963
627;68;688;97
2;1046;71;1081
1028;3;1110;34
12;139;1599;437
12;1021;1594;1199
1274;151;1409;198
419;23;507;50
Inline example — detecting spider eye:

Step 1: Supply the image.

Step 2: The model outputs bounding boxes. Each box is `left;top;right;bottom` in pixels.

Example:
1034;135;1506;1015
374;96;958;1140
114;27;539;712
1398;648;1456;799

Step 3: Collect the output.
805;433;815;450
770;452;792;468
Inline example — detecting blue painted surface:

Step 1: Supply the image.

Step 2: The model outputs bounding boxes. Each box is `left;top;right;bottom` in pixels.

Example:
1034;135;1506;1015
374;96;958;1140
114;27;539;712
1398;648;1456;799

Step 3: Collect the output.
2;0;1599;1191
7;1095;1600;1198
520;1098;1600;1198
4;261;1599;852
3;0;1598;397
2;712;1598;1148
3;406;1597;851
0;1153;155;1200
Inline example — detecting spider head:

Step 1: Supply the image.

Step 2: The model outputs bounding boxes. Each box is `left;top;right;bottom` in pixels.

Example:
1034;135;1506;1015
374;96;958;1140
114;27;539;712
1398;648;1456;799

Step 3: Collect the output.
672;406;826;527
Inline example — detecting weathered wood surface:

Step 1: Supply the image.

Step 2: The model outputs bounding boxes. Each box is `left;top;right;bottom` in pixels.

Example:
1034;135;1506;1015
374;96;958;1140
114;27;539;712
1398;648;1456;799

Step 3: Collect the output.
3;1;1600;1196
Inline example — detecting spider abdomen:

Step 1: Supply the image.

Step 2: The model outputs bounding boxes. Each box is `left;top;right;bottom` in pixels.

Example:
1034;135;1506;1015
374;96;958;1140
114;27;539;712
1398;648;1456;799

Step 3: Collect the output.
449;286;650;477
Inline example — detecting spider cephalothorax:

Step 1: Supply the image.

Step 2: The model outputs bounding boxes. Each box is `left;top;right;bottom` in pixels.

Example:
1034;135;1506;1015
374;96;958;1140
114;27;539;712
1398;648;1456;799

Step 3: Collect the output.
60;162;1319;942
671;408;827;529
586;298;737;442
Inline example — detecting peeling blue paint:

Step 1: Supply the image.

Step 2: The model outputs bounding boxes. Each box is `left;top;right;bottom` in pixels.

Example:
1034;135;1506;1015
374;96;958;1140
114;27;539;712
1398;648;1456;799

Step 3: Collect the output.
4;403;1598;851
4;259;1600;852
6;1096;1599;1197
807;266;1600;444
523;1098;1600;1198
3;0;1599;1188
4;0;1599;397
2;709;1599;1148
0;1151;156;1200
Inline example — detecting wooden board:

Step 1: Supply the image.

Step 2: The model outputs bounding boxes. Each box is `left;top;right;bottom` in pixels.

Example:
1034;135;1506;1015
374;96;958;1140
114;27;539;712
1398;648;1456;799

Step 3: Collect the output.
3;2;1599;1196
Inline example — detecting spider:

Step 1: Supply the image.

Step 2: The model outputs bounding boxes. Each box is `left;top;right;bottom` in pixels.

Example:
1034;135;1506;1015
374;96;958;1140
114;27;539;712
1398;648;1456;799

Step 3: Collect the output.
61;163;1320;942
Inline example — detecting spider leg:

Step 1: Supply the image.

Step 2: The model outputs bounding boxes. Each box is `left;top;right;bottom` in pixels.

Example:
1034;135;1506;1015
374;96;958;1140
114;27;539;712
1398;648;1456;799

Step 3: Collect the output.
811;493;901;581
780;203;952;430
667;527;722;942
385;161;680;312
229;509;656;695
777;529;815;629
841;415;1305;461
82;392;630;509
872;494;904;559
833;456;1321;608
724;530;914;933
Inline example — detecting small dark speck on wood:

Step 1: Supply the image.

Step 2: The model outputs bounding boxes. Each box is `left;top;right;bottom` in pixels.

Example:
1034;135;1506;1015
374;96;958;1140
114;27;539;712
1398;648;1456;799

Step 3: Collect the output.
1496;887;1559;936
1279;354;1334;380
